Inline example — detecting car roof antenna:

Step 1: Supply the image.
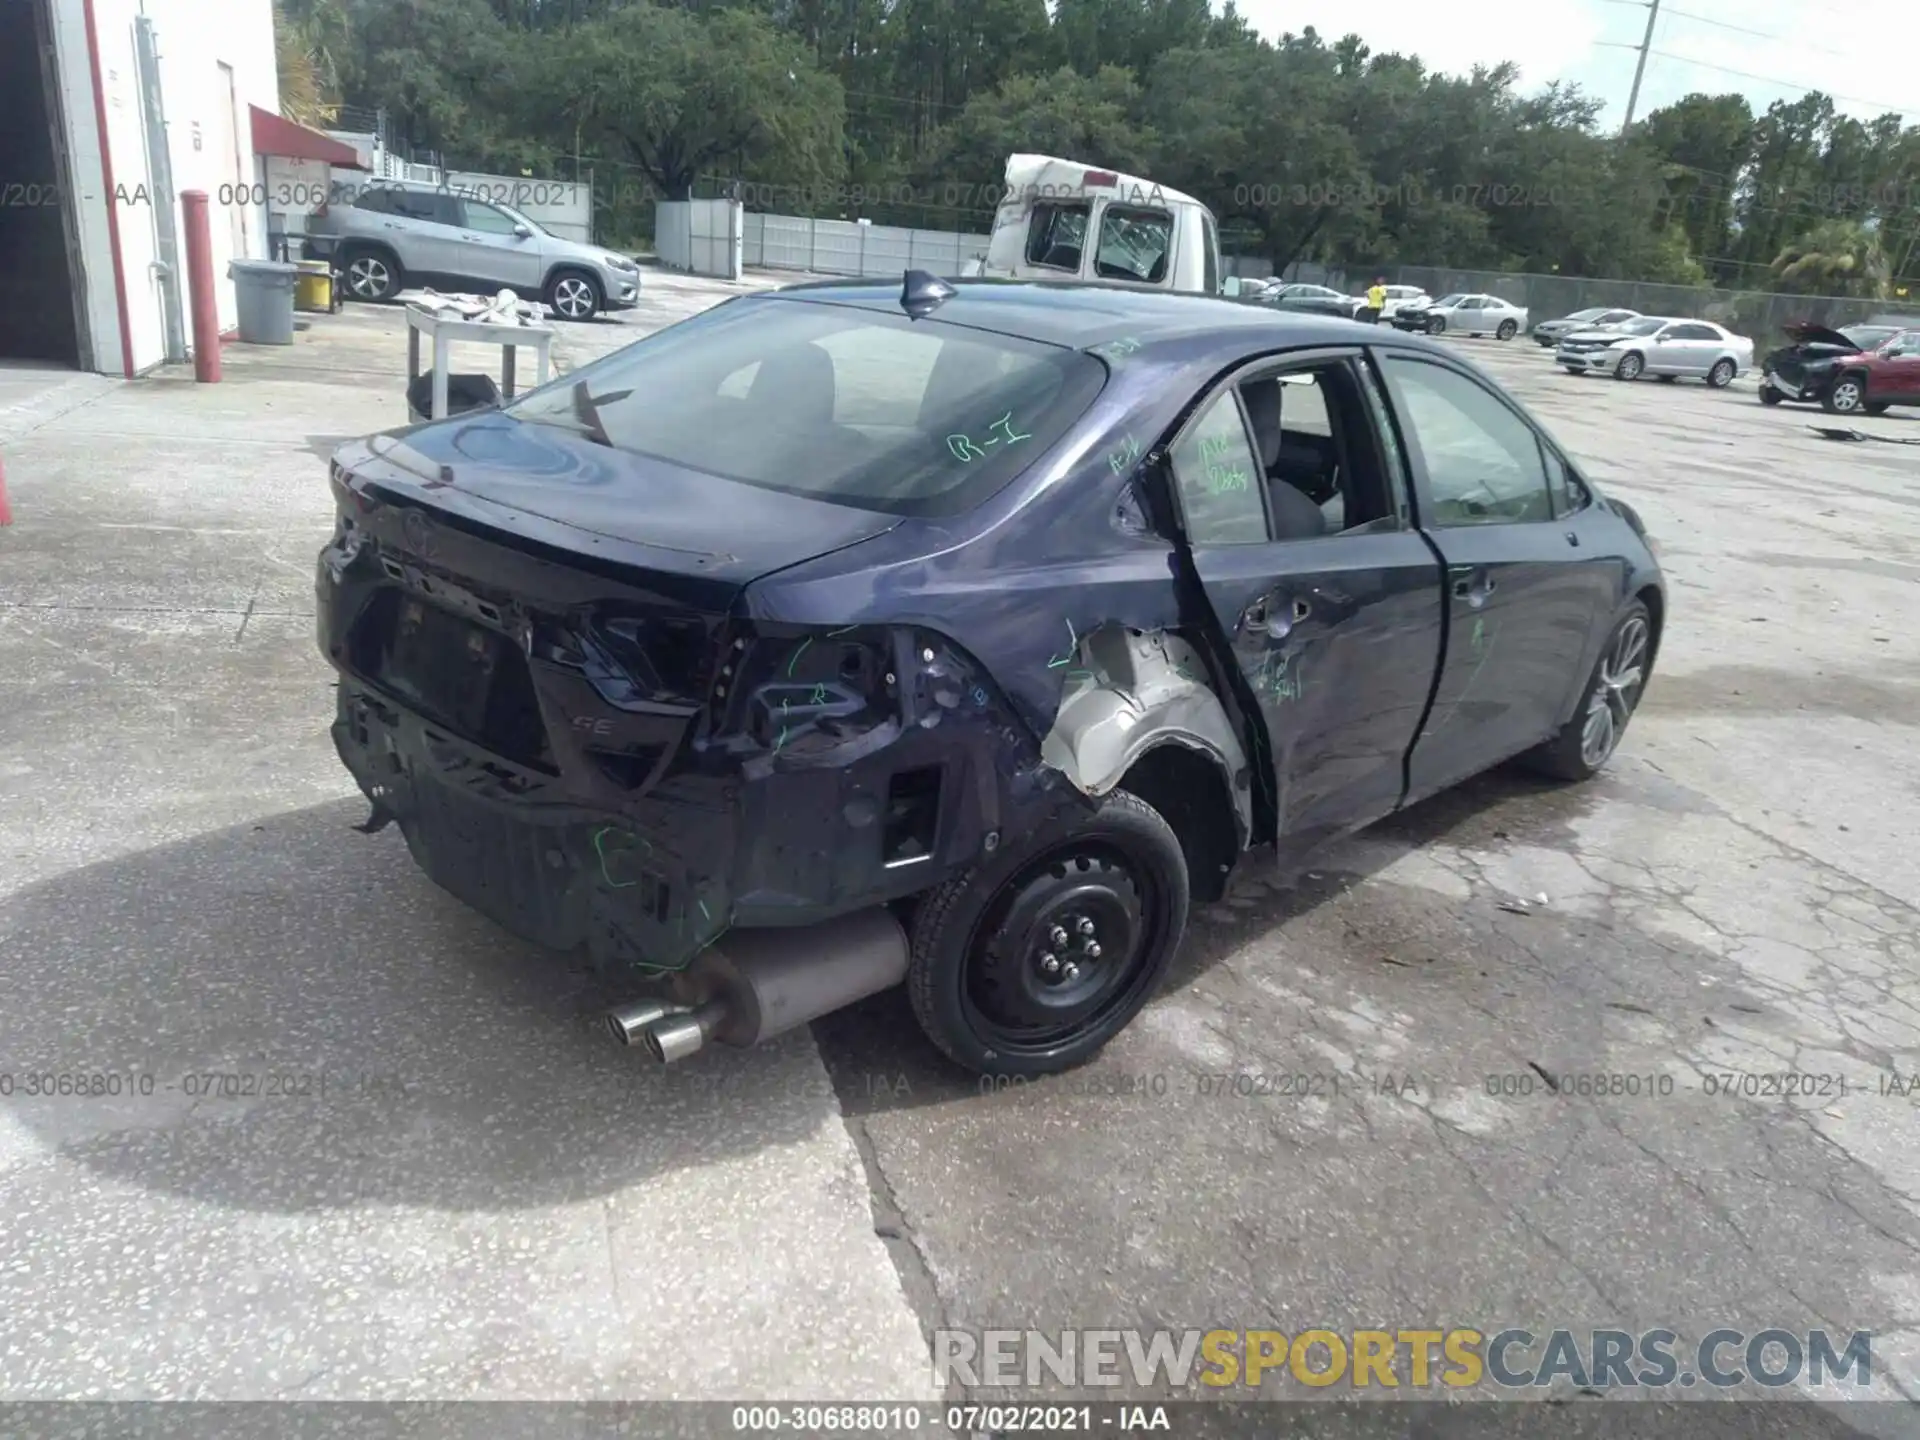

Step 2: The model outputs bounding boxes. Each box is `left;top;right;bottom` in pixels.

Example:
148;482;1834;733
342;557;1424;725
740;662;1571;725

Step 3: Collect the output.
901;269;956;320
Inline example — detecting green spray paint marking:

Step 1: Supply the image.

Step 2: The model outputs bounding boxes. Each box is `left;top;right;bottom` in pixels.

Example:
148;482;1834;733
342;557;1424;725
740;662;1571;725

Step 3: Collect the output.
786;637;812;677
1108;433;1144;475
1046;618;1079;668
698;898;711;922
774;697;792;752
592;827;638;888
811;683;829;706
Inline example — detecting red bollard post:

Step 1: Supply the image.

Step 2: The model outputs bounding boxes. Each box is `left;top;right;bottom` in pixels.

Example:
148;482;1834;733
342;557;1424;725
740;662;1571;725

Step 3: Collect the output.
180;189;222;383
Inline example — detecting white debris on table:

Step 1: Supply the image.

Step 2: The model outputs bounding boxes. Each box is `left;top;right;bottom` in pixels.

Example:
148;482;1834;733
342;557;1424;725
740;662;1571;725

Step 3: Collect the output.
404;287;543;326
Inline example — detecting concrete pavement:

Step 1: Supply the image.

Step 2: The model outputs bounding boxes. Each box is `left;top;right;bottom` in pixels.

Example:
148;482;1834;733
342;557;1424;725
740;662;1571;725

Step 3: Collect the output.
2;276;1918;1429
0;273;934;1402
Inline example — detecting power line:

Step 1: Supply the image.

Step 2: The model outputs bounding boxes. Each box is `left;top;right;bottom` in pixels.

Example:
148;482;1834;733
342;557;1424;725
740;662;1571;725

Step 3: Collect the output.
1645;49;1913;115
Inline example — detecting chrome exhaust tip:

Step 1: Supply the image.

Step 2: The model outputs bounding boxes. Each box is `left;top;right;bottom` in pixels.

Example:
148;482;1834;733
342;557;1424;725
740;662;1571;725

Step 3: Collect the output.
643;1014;707;1065
606;999;673;1047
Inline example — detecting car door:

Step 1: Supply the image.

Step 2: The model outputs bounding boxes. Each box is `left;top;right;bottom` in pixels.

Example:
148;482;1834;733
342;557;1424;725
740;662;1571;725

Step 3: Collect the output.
1375;352;1615;802
384;186;465;279
1158;348;1445;862
1874;332;1920;400
452;197;544;292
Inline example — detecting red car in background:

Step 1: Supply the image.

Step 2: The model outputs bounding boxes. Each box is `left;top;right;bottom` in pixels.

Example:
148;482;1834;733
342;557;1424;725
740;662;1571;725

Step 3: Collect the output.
1759;321;1920;414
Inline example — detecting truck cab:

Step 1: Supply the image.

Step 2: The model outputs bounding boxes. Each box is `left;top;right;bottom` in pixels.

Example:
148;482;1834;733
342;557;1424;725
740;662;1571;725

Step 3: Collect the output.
963;154;1227;296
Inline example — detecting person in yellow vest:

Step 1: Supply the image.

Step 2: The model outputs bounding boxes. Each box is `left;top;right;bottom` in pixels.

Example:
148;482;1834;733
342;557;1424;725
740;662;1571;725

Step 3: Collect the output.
1365;278;1388;323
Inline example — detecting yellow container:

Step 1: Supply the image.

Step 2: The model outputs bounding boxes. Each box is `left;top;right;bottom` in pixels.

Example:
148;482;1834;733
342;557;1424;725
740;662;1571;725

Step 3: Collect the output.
295;260;333;312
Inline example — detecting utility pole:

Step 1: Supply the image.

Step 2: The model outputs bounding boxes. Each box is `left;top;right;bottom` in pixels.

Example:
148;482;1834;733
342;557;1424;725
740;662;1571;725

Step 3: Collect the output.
1620;0;1662;135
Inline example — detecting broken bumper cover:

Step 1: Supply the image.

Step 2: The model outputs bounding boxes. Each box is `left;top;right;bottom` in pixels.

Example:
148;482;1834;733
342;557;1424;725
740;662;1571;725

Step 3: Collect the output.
318;516;1069;976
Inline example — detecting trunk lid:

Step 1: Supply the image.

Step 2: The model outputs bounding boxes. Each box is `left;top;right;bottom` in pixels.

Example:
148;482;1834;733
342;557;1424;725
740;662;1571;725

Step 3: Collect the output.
340;414;901;592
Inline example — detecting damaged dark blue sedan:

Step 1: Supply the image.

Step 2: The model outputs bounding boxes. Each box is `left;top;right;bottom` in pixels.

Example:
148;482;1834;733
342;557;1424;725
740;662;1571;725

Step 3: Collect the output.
317;274;1664;1077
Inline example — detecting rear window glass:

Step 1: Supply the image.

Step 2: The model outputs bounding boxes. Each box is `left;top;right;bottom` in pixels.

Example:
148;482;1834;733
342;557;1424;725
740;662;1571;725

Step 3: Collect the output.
502;298;1107;518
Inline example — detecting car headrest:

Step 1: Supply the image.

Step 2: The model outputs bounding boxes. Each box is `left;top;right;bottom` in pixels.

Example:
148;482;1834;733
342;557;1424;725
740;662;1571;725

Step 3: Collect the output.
749;342;837;425
1239;380;1283;470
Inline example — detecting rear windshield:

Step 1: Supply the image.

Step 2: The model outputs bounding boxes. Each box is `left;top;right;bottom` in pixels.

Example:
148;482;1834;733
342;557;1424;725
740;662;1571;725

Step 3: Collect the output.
503;297;1107;518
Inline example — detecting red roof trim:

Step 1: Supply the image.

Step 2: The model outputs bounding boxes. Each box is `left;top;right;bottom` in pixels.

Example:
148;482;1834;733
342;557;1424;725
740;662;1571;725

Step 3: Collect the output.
249;106;368;169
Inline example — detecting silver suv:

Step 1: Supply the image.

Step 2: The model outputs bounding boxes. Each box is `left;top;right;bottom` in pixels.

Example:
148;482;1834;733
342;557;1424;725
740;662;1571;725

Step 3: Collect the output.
307;180;640;321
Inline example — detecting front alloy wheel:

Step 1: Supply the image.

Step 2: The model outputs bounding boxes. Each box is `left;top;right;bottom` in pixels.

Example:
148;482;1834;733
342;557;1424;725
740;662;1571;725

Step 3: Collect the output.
1615;351;1644;381
1524;601;1653;782
1580;613;1649;769
1823;376;1865;413
546;273;601;322
1426;315;1447;334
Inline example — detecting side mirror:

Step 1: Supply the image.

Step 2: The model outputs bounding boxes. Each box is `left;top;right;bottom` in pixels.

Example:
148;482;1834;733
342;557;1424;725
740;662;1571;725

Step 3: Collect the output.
1222;277;1242;298
513;224;533;239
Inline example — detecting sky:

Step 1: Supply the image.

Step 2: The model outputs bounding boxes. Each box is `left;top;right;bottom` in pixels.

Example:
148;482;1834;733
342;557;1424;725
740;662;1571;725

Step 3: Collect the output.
1235;0;1912;128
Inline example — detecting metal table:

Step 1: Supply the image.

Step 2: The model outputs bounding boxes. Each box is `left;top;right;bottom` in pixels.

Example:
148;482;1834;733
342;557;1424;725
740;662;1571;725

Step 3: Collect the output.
405;303;555;420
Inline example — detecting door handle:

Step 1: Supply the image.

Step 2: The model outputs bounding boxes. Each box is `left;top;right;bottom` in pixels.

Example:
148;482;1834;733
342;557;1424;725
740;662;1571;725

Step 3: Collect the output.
1451;569;1497;602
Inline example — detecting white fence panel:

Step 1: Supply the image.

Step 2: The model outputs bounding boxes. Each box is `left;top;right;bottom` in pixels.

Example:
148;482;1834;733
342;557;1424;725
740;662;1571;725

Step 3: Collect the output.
736;211;989;279
656;200;742;278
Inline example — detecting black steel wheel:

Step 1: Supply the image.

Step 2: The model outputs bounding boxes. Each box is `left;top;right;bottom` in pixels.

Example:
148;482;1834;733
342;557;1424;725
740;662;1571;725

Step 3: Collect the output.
907;790;1189;1077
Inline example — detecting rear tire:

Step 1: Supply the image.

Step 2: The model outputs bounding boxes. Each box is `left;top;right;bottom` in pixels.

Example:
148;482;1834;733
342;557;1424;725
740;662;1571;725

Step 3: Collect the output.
1758;385;1783;405
340;244;402;302
1706;358;1736;388
1496;319;1517;340
545;269;602;322
1523;601;1652;782
906;790;1189;1078
1615;351;1644;381
1866;401;1891;416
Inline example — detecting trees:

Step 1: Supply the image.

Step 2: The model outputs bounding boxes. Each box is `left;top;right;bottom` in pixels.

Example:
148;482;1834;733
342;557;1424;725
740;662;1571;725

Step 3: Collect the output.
290;0;1920;294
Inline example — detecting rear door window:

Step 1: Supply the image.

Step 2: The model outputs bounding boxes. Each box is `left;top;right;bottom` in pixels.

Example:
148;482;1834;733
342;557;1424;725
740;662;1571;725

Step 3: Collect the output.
389;189;459;226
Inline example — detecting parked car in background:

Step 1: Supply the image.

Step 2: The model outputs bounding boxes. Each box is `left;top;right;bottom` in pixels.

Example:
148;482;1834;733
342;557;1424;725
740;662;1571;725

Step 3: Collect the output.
1758;322;1920;414
316;273;1663;1078
1393;294;1529;338
1256;283;1367;320
307;179;640;321
1532;307;1639;348
1353;284;1428;321
1557;316;1752;385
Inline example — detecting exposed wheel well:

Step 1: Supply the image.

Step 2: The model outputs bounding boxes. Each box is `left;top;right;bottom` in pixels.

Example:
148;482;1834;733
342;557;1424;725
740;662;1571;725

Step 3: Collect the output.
1117;745;1240;904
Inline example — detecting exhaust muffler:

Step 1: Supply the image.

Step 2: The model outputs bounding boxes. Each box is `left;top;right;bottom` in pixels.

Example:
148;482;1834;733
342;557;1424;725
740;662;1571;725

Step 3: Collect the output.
608;907;909;1064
